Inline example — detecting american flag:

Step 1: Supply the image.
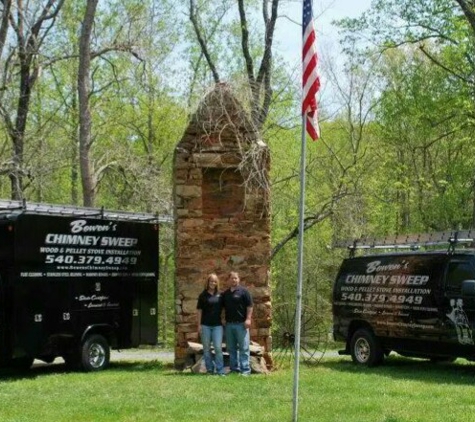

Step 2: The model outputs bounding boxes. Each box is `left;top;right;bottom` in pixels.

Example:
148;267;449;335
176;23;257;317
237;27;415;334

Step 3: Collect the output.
302;0;320;140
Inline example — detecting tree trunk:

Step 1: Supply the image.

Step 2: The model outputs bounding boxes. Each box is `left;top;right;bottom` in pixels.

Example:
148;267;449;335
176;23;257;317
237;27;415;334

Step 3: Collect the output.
9;60;35;199
471;176;475;229
9;133;23;200
78;0;99;207
71;90;80;206
0;0;65;200
0;0;11;58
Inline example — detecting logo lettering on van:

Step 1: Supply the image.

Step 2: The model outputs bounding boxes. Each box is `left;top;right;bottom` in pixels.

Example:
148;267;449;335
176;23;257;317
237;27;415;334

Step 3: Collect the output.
366;260;409;274
70;219;117;233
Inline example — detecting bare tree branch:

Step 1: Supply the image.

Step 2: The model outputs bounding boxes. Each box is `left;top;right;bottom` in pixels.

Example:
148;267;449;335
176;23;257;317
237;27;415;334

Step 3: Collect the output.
237;0;255;87
271;198;342;260
0;0;12;59
419;44;474;84
2;0;66;199
189;0;220;83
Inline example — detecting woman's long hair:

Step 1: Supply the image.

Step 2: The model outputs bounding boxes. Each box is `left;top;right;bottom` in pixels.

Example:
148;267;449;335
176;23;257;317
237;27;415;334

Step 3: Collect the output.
204;273;220;294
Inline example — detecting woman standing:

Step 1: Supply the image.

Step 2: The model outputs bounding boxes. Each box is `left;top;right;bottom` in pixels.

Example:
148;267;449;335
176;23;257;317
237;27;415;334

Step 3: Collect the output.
196;273;225;375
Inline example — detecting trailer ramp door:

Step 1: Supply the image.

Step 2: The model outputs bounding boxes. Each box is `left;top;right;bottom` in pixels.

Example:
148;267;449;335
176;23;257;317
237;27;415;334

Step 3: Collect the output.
131;276;157;346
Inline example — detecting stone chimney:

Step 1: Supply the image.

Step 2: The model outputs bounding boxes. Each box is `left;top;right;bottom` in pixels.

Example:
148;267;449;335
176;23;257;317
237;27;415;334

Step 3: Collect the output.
173;84;271;368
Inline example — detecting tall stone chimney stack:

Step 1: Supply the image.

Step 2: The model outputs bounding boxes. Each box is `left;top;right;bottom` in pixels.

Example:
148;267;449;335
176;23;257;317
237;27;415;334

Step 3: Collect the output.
173;84;271;368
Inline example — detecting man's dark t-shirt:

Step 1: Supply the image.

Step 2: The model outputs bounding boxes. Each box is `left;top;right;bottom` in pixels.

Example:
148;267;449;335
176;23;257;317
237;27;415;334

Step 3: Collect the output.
223;286;253;323
197;290;223;326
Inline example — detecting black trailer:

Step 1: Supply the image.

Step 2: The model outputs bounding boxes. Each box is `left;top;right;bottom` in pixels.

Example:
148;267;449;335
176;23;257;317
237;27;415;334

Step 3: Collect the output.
0;200;164;371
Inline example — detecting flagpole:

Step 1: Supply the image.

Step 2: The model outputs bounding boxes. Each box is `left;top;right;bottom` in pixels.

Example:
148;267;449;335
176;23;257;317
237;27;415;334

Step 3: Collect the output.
293;0;319;419
292;115;307;422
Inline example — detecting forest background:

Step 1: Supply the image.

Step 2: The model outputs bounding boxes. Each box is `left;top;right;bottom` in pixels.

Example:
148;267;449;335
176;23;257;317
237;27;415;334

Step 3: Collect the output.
0;0;474;346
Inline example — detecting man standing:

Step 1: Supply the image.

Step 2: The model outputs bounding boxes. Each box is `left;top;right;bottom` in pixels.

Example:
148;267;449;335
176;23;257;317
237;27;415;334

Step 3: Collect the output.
223;271;253;375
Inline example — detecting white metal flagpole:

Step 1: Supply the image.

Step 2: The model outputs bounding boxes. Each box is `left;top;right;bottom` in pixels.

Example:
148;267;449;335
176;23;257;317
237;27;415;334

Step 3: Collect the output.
293;0;319;419
292;115;308;422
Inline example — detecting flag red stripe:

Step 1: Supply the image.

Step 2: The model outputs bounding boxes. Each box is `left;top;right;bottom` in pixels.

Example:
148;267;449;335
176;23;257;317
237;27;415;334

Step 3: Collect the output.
306;114;319;140
302;55;317;89
302;31;315;58
302;0;320;140
302;76;319;113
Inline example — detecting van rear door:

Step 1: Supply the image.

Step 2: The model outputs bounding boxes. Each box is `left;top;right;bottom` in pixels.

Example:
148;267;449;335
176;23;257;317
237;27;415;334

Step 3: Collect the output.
443;258;475;348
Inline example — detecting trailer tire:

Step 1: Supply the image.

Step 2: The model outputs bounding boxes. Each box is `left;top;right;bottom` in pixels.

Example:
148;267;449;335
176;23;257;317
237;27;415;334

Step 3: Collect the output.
80;334;110;372
350;328;384;367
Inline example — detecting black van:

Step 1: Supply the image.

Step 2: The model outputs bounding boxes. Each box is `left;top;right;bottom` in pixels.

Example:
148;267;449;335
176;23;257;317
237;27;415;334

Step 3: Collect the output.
333;231;475;366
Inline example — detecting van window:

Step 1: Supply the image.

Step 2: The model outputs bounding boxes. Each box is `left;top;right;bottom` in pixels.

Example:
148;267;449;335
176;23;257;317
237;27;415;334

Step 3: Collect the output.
446;261;475;293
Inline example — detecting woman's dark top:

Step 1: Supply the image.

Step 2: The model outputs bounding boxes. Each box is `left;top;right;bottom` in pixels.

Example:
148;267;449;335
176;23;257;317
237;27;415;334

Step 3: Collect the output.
197;290;223;326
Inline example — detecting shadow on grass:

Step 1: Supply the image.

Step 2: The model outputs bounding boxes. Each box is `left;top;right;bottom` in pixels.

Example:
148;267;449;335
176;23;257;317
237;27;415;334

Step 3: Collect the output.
6;354;473;386
318;355;475;386
109;360;174;372
163;370;201;377
0;362;71;382
0;359;174;382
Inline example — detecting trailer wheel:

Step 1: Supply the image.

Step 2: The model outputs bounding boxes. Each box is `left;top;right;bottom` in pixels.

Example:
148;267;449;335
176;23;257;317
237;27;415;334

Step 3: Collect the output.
80;334;110;372
350;328;383;367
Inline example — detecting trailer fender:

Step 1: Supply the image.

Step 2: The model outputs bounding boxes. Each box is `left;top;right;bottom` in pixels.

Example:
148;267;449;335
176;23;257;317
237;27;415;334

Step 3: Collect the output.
81;323;116;345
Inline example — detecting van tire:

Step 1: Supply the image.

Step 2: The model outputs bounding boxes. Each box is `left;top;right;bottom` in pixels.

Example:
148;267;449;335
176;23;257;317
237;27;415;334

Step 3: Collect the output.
350;328;383;367
80;334;110;372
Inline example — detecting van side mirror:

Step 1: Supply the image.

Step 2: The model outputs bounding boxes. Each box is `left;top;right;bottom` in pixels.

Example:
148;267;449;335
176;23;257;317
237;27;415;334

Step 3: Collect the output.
461;280;475;296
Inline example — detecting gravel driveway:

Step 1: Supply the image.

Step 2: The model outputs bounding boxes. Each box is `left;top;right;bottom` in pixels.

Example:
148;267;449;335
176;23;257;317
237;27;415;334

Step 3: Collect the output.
32;348;174;368
110;348;174;362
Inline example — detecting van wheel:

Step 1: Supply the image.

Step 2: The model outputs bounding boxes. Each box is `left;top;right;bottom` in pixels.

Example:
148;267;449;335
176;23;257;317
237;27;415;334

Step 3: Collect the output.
80;334;110;372
350;328;383;367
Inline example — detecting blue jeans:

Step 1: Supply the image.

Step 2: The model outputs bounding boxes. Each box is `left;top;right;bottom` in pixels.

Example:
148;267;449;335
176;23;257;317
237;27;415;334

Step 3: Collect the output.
201;325;224;374
225;323;250;375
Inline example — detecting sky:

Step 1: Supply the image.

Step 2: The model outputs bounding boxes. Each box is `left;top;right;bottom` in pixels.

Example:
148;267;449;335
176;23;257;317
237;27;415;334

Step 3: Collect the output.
316;0;372;42
272;0;373;114
275;0;372;66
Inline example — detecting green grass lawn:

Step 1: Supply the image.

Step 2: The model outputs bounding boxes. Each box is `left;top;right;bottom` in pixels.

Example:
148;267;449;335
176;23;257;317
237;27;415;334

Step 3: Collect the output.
1;355;475;422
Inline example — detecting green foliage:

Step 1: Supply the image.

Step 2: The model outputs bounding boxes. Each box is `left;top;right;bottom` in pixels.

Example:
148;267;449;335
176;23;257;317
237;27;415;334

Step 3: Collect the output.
333;0;475;237
339;0;464;49
4;0;475;352
370;47;472;231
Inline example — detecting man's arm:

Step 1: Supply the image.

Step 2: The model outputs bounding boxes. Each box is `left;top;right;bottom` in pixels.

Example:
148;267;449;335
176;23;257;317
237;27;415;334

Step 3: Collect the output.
245;306;253;329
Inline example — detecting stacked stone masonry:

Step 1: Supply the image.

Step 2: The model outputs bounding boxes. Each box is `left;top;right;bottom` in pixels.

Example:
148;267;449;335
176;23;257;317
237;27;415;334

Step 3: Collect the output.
173;84;272;367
